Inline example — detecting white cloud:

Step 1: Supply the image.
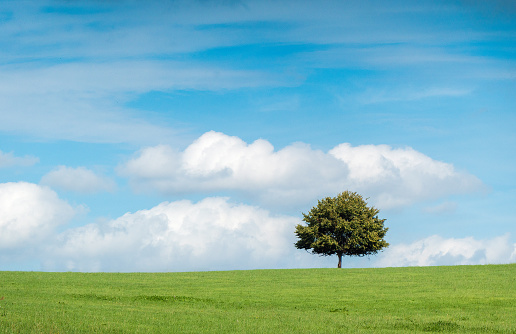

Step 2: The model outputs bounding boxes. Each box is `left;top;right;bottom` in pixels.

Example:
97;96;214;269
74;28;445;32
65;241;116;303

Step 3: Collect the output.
120;131;483;209
0;150;39;168
41;166;116;194
376;234;516;267
0;182;75;250
0;182;507;272
120;131;347;208
42;195;516;272
47;197;301;272
329;143;483;208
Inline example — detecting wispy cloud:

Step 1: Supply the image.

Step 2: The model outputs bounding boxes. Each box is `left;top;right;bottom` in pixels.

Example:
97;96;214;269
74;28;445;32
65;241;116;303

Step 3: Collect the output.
0;60;284;143
1;0;512;144
0;150;39;168
0;62;281;95
41;166;116;194
0;1;294;144
422;201;458;215
359;87;473;104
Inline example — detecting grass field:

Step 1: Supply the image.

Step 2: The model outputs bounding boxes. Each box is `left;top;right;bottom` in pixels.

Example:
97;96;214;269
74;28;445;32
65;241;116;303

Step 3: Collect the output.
0;264;514;333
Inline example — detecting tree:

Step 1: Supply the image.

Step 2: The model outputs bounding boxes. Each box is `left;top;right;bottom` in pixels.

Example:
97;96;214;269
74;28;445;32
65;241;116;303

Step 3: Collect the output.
295;191;389;268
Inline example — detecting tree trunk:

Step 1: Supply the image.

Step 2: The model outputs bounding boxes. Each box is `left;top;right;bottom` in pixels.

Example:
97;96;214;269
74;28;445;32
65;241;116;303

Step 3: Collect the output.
337;253;342;268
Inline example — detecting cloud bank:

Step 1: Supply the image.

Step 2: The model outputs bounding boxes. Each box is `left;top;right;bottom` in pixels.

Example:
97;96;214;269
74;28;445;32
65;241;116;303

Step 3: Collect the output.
46;197;299;272
120;131;483;209
44;197;514;272
0;181;512;271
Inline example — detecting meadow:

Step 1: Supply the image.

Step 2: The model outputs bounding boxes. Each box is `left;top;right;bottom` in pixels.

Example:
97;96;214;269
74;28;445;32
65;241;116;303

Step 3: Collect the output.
0;264;514;333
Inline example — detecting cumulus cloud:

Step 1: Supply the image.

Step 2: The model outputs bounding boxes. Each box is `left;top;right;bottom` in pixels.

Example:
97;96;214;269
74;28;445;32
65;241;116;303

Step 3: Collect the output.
376;234;516;267
329;143;483;208
120;131;483;209
119;132;347;209
0;150;39;168
46;197;300;272
41;166;116;194
42;196;515;272
2;182;509;272
0;182;75;250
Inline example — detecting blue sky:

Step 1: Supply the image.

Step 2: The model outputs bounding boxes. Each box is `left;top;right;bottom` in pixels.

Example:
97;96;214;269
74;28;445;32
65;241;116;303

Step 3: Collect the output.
0;0;515;271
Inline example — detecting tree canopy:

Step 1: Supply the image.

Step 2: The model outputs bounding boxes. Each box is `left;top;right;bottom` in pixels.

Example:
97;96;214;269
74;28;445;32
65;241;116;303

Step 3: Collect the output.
295;191;389;268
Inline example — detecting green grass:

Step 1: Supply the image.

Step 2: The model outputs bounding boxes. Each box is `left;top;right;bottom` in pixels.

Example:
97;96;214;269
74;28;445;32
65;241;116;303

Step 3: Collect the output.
0;264;514;333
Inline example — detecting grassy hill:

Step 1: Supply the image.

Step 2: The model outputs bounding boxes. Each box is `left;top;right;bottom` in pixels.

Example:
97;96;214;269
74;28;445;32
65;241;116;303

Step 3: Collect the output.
0;264;514;333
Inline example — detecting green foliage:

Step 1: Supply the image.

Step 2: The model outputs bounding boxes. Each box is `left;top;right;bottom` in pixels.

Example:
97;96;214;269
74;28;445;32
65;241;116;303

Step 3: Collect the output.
295;191;389;267
0;265;515;333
